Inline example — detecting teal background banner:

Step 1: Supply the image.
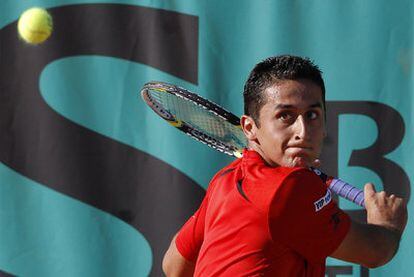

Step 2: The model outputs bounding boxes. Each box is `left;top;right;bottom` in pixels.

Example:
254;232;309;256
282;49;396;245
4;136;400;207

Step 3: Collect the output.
0;1;412;276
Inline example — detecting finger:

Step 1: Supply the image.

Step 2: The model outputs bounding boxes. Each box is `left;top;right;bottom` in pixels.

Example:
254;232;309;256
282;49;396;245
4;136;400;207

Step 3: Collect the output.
312;159;321;168
378;190;387;198
364;183;376;198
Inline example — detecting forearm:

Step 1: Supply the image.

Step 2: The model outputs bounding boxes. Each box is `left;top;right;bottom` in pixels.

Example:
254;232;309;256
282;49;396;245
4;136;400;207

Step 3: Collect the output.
331;220;402;268
332;183;407;268
362;223;402;267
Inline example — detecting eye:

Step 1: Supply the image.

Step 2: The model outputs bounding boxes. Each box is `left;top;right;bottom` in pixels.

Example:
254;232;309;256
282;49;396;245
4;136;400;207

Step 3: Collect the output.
306;110;319;120
277;111;295;122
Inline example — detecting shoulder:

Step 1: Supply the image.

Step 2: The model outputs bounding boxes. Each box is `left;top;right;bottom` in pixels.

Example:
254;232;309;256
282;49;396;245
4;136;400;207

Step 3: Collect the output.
241;166;317;212
206;158;242;192
245;166;319;193
277;167;326;196
269;167;332;218
278;167;324;190
213;157;242;180
267;168;350;262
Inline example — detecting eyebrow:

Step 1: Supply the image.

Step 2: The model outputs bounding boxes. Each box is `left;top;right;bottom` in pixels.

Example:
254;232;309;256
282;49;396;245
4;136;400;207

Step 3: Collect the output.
274;102;322;110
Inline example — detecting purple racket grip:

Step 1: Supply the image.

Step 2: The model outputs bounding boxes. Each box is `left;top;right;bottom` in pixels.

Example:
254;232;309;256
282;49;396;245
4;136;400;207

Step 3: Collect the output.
311;168;365;208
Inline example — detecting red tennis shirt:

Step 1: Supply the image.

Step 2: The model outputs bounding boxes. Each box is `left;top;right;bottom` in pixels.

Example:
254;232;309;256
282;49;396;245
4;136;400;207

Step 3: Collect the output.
176;149;350;276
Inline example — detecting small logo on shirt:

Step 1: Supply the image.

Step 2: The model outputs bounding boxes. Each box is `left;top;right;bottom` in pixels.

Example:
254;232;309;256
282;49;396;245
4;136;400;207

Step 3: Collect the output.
314;189;332;212
310;167;328;182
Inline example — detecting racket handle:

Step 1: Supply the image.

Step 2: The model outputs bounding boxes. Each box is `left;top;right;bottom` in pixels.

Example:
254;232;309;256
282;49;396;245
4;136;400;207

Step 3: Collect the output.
310;168;365;208
328;178;365;207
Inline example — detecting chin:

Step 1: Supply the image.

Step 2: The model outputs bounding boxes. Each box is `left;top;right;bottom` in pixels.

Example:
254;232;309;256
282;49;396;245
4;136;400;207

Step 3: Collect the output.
287;157;310;168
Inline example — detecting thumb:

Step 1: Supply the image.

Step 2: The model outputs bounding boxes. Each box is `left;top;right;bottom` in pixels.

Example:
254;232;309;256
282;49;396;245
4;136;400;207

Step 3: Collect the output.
364;183;376;198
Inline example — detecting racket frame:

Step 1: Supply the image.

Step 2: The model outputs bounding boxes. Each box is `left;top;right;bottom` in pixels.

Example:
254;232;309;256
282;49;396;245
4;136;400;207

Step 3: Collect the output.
141;81;245;157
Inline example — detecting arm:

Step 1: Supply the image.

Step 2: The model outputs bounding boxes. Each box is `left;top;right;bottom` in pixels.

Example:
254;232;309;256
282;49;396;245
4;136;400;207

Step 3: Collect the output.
331;183;408;268
162;189;209;276
163;234;195;277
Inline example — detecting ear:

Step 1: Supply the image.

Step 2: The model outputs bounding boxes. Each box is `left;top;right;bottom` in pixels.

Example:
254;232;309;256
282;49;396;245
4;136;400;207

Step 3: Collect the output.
241;115;259;141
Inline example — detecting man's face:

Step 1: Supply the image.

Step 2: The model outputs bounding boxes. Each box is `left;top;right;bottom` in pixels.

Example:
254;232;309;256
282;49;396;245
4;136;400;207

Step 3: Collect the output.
244;79;325;167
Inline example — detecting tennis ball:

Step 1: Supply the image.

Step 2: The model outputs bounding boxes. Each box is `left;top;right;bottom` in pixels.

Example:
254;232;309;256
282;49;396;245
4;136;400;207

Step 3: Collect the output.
18;7;53;44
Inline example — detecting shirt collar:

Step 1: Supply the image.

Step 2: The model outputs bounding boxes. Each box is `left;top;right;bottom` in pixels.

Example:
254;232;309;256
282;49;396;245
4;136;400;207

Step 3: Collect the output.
242;148;266;164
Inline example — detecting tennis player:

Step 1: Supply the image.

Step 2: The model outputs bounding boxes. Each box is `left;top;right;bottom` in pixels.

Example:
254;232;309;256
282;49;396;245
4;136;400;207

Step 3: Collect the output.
162;55;408;276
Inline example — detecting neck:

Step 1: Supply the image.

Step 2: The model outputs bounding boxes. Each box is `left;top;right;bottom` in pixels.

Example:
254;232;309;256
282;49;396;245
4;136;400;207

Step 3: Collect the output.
247;142;278;167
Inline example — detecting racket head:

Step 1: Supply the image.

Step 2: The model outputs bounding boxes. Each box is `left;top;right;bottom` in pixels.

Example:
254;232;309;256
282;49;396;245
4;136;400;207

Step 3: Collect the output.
140;81;247;157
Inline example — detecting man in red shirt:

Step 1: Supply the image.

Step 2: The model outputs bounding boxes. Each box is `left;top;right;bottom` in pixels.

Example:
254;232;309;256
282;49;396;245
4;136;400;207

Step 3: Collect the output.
163;55;408;276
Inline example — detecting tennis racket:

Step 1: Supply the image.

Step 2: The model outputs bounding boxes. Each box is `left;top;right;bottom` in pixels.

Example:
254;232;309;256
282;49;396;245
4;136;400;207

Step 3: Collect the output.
140;81;365;207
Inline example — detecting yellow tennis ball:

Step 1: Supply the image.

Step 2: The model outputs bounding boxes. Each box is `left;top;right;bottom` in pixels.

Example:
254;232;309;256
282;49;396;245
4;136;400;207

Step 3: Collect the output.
18;7;53;44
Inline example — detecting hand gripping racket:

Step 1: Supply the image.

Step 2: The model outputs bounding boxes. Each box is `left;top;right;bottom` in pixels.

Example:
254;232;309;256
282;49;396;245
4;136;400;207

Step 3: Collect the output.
140;81;365;207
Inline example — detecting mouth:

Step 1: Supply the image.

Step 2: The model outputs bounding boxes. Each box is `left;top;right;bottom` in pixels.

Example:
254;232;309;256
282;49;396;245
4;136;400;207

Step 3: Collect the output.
283;145;317;167
286;146;314;166
286;146;313;155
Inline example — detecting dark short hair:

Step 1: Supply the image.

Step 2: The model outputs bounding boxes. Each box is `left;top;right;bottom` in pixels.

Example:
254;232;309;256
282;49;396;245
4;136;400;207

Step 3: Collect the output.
243;55;325;126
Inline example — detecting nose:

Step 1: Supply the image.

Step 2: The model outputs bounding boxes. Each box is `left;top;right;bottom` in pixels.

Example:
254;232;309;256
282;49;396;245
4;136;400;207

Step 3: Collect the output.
293;115;309;141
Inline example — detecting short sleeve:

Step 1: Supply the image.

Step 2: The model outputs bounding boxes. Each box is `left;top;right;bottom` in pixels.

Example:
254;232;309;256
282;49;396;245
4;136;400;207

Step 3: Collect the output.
268;168;350;262
175;194;208;262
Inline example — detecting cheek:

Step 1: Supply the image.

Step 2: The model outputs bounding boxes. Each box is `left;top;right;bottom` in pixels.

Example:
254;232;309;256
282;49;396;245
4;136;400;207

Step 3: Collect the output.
313;126;326;142
264;128;289;149
272;125;293;141
308;120;325;137
310;128;325;154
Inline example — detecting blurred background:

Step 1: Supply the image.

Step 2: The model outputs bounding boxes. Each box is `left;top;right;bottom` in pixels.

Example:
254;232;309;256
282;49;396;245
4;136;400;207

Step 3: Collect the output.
0;1;412;276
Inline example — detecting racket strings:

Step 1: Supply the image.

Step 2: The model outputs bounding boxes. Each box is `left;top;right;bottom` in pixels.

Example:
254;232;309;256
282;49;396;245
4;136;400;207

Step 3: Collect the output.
151;90;246;148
